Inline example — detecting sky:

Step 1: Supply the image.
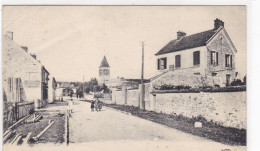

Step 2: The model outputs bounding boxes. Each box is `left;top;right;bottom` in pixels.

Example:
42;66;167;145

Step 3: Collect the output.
2;6;246;82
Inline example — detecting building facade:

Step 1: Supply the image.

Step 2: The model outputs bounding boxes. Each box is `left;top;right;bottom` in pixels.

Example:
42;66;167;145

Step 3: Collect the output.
48;76;56;103
2;32;50;107
155;19;237;87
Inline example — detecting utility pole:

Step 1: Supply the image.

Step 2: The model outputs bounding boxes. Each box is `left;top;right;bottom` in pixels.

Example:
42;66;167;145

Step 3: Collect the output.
141;41;145;110
83;75;84;99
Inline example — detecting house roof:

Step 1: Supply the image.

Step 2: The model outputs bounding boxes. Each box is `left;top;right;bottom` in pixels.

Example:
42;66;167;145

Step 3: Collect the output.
99;56;110;68
155;29;217;56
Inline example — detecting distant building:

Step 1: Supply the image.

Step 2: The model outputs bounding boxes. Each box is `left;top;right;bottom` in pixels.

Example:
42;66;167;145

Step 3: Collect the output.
2;31;50;107
48;76;56;103
98;56;110;84
154;18;237;87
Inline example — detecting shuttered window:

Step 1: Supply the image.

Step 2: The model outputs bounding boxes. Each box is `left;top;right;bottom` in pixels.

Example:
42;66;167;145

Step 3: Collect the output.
157;59;160;70
175;55;181;68
158;58;167;70
210;51;218;66
193;51;200;65
216;52;218;66
230;55;233;68
225;54;232;67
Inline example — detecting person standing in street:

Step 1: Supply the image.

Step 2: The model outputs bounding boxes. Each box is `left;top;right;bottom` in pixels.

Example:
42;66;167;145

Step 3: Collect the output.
91;100;95;112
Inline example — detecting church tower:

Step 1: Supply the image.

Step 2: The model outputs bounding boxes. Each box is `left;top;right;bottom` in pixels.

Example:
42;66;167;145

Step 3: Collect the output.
98;56;110;84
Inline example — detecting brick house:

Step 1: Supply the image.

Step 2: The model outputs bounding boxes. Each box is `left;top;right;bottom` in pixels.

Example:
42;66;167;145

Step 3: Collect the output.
155;18;237;87
2;32;50;107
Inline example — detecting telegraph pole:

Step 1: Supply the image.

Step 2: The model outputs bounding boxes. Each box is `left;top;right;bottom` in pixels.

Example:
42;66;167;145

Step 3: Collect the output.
141;41;145;110
83;75;84;99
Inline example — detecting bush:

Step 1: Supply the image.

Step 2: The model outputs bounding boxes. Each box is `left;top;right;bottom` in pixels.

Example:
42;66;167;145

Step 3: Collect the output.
202;86;246;92
154;84;191;90
231;79;245;86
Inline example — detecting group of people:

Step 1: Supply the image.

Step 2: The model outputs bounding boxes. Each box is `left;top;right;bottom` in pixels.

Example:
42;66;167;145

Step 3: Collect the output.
91;99;102;112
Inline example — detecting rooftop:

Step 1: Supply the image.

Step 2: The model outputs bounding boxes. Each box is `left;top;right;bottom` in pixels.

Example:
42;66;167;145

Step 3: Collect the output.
155;29;217;56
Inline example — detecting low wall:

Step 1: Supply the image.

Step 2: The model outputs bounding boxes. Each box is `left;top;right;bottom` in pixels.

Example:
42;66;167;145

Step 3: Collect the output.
111;83;246;129
126;89;140;107
153;91;246;129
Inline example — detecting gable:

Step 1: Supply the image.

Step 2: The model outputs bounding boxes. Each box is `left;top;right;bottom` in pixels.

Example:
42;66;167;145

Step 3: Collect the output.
206;27;237;54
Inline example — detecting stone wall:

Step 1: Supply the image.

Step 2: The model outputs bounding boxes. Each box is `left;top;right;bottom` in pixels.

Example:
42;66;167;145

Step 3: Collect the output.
153;91;246;129
151;71;204;88
110;80;246;129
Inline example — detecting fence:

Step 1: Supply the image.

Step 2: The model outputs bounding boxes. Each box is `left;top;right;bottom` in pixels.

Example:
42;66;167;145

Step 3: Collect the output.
3;101;35;131
17;101;35;119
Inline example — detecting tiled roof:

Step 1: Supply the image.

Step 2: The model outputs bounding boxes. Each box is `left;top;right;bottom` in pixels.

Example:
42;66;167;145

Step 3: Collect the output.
155;29;216;55
99;56;110;68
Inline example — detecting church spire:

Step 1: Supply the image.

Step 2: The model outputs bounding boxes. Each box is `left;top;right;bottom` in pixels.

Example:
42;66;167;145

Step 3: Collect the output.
99;56;110;68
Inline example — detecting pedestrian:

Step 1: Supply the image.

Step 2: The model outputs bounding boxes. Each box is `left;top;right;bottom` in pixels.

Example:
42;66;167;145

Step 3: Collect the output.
91;100;95;112
95;98;101;112
68;101;74;116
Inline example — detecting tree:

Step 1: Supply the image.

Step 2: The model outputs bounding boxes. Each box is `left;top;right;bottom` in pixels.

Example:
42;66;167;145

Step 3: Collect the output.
243;75;246;85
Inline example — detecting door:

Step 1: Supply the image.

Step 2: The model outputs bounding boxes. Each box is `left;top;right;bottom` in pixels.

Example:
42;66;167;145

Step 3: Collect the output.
226;74;231;86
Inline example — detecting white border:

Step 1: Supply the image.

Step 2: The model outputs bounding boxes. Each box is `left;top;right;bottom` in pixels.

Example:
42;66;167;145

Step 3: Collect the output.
1;1;260;151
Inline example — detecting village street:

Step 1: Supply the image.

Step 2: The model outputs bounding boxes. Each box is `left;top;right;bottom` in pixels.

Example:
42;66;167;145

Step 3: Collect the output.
68;99;246;151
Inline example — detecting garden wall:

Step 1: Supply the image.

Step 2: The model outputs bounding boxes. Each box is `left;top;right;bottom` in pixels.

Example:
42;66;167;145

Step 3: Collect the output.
153;91;246;129
110;84;246;129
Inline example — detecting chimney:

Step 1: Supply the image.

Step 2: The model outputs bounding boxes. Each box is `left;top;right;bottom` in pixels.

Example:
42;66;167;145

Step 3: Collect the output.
21;46;28;52
177;31;186;40
31;53;37;59
6;31;13;40
214;18;224;30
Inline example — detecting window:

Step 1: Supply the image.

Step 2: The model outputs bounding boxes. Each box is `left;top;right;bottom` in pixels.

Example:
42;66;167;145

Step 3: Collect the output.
157;58;167;70
194;72;200;75
193;51;200;65
212;73;217;76
220;36;224;45
211;51;218;66
225;54;233;67
8;78;13;92
99;70;102;76
175;55;181;68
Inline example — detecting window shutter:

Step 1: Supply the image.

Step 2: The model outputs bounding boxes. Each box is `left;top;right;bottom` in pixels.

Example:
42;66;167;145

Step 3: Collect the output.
175;55;181;67
210;51;213;65
197;51;200;65
216;52;218;66
179;55;181;67
230;55;232;68
8;78;11;92
157;59;160;70
193;52;196;65
164;58;167;69
225;55;227;67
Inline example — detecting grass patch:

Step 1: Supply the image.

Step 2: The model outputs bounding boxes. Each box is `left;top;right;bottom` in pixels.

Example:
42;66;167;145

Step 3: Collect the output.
101;102;246;146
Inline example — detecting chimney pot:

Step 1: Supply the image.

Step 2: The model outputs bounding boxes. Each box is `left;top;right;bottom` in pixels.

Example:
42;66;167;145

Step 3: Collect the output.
214;18;224;30
6;31;13;40
177;31;186;40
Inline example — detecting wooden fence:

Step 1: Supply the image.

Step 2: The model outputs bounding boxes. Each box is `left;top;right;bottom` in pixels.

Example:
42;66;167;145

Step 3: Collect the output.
3;101;35;131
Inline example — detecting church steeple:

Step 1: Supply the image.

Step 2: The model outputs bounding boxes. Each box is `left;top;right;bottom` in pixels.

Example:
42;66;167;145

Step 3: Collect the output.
99;56;110;68
98;55;110;84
